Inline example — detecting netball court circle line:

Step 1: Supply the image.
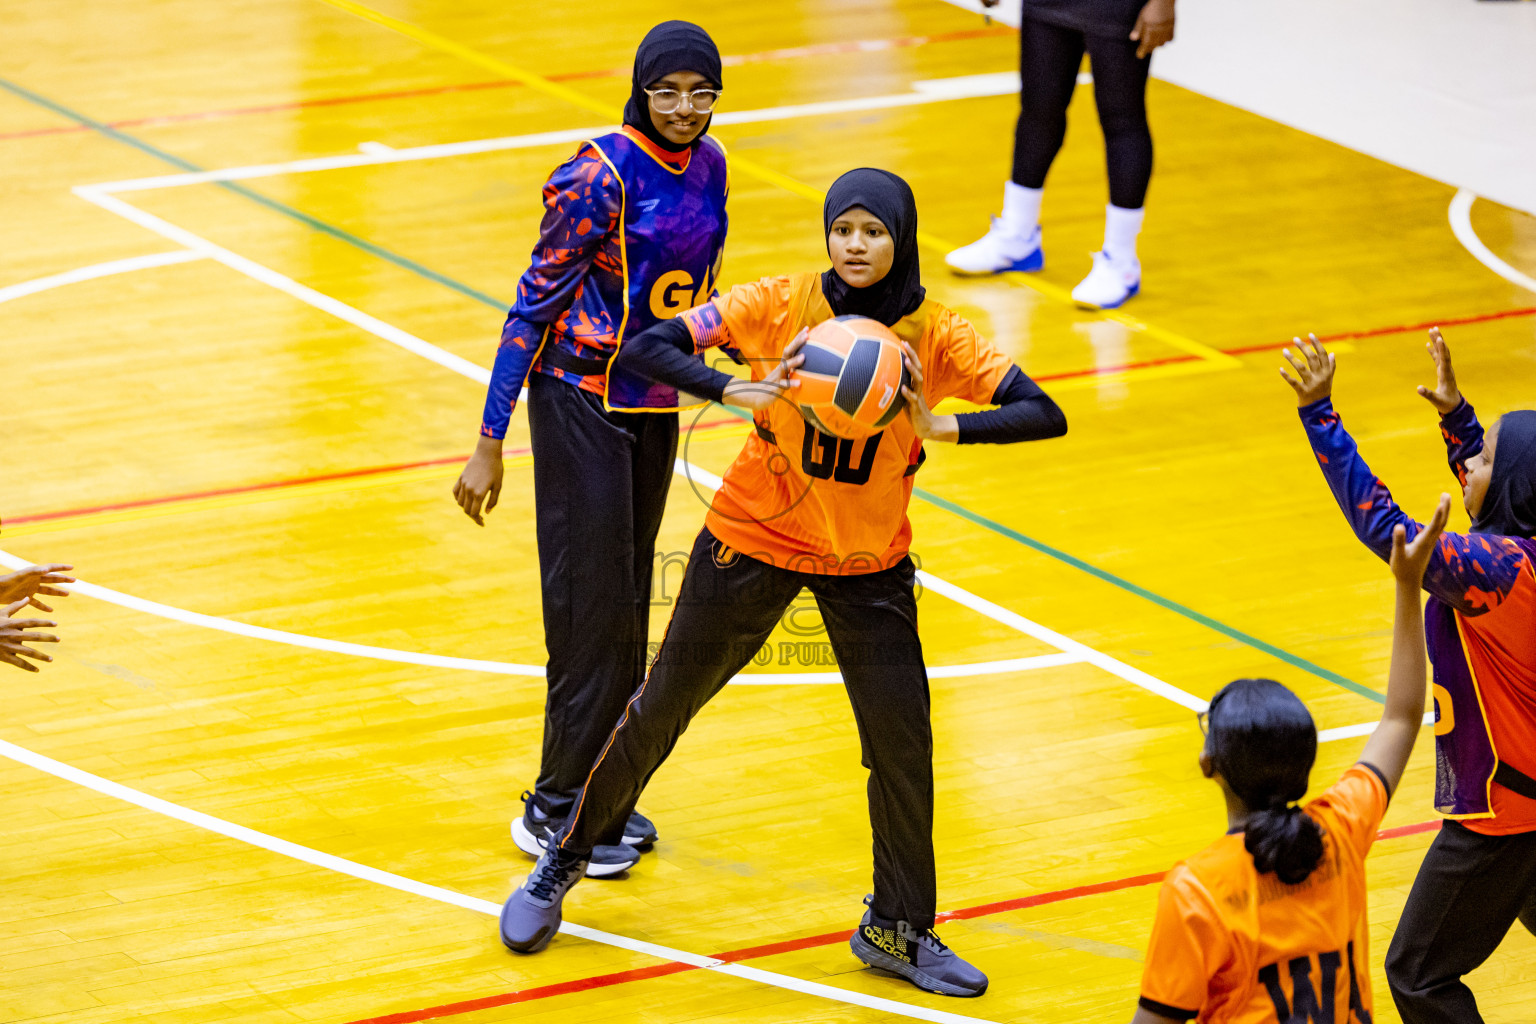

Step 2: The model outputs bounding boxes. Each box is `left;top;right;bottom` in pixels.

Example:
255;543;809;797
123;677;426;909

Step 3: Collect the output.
0;736;1003;1024
15;194;1210;712
1449;190;1536;297
0;249;1412;744
9;214;1416;740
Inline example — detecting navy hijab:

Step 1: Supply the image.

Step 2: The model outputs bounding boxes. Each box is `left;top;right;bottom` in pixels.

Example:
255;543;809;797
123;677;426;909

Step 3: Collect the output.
621;21;722;154
1472;410;1536;539
821;168;926;327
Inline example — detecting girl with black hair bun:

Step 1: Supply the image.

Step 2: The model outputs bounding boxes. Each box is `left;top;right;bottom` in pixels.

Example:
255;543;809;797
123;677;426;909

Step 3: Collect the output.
1283;330;1536;1023
1131;498;1448;1024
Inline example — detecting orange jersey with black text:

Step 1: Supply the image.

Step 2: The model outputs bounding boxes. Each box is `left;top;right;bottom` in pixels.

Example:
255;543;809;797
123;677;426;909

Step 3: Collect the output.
1139;765;1390;1023
677;273;1015;574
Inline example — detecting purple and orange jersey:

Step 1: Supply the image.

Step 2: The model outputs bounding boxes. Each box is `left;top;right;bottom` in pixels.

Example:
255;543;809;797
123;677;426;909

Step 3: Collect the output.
1301;397;1536;833
480;126;729;438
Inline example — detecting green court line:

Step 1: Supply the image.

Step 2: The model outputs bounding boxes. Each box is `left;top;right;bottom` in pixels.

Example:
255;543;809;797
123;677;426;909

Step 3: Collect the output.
912;489;1385;703
4;75;1381;705
0;76;505;310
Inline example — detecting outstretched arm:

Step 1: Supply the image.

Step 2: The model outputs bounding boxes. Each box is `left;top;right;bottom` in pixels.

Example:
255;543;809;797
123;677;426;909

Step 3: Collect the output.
1282;334;1527;617
1359;495;1449;793
613;313;804;412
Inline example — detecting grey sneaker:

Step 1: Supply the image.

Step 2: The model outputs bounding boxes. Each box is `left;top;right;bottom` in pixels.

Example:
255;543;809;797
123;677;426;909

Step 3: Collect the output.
623;808;658;848
500;846;589;953
512;791;640;877
848;900;988;997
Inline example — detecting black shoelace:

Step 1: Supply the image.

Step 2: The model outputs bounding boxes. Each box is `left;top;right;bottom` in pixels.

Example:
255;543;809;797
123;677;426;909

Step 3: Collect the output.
528;852;580;901
911;925;950;955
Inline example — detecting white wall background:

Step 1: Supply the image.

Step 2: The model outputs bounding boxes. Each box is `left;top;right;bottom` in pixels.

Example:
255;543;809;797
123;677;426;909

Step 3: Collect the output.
940;0;1536;215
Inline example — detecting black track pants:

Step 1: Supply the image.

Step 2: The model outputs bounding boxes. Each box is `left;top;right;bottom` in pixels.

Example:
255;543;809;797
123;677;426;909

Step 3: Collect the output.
1011;14;1153;209
526;372;679;830
1385;820;1536;1023
557;527;939;928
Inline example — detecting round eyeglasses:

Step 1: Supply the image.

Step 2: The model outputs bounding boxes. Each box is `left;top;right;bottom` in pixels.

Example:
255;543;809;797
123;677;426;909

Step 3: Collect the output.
645;87;721;115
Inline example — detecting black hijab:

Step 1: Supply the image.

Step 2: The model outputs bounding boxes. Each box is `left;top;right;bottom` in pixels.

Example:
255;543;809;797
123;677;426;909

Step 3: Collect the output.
821;168;926;327
621;21;722;154
1472;410;1536;538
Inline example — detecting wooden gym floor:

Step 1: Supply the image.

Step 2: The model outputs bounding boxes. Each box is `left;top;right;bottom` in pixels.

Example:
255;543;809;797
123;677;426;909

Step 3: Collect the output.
3;1;1534;1022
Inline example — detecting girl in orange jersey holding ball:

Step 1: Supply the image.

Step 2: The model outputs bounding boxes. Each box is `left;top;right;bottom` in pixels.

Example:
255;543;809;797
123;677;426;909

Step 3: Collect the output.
1130;497;1448;1024
498;168;1066;998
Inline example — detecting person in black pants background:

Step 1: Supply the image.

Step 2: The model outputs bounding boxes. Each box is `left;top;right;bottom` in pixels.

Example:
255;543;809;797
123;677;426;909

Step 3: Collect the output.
947;0;1174;310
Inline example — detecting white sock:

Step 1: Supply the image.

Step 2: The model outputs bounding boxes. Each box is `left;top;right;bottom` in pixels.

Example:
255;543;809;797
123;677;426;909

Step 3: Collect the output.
1001;182;1043;239
1103;204;1144;263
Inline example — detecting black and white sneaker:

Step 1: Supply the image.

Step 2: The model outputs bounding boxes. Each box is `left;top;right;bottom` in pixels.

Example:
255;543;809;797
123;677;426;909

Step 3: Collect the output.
848;899;988;997
511;791;639;878
499;846;588;954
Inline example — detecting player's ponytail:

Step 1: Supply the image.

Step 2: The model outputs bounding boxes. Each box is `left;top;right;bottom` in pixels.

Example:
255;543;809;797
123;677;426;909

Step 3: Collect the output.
1204;678;1326;885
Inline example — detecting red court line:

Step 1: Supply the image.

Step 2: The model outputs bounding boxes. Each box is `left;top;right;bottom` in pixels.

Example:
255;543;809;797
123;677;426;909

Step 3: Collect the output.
0;26;1011;143
341;820;1443;1024
343;962;695;1024
2;417;744;528
10;302;1529;527
1034;305;1536;385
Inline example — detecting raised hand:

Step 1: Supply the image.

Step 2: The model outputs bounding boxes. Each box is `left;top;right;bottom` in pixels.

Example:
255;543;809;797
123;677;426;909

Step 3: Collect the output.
1391;493;1452;586
724;327;805;412
1;598;58;672
0;563;75;613
1279;333;1336;406
1415;327;1462;415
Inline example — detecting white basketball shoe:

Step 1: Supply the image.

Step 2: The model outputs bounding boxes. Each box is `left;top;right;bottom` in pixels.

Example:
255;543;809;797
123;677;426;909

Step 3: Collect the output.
945;220;1044;275
1071;251;1141;309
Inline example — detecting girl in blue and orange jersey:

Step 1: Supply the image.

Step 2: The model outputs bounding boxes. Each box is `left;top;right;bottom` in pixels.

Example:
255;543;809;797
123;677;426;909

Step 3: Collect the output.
1281;330;1536;1023
452;21;729;877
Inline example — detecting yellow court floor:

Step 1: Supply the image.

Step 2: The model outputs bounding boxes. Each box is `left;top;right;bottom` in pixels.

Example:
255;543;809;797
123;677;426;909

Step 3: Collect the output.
3;2;1535;1023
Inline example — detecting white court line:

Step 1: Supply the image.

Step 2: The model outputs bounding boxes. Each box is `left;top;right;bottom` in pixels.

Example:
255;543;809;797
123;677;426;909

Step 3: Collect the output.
41;191;1388;724
919;572;1208;712
1449;189;1536;296
0;736;1000;1024
0;249;204;304
1317;712;1435;744
81;73;1030;196
0;543;1087;685
36;196;1177;700
72;187;492;385
0;550;544;676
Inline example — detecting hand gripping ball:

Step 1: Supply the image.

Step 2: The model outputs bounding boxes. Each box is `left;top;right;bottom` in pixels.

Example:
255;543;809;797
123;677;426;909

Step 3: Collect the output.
791;315;911;439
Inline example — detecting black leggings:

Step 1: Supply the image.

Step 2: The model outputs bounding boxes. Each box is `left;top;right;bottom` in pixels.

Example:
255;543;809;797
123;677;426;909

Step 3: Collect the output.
1385;820;1536;1023
1011;15;1153;209
556;528;938;927
526;372;679;828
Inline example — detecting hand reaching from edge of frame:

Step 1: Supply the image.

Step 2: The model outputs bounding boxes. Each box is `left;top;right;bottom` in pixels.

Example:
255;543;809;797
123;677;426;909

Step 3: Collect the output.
0;563;74;613
1;598;58;672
